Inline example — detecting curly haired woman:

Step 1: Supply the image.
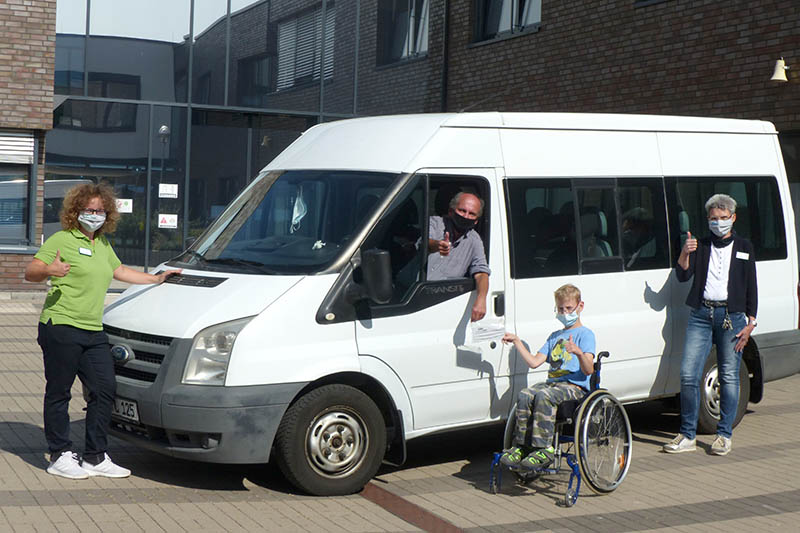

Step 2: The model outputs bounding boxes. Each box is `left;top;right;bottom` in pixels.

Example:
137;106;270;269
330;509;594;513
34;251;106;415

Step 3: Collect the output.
25;183;181;479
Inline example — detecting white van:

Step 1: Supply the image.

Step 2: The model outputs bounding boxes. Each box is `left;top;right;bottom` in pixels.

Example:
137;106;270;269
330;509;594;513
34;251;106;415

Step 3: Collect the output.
103;113;800;495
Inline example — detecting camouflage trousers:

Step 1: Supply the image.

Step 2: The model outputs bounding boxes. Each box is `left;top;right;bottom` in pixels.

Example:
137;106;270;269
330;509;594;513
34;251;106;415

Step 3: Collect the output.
513;382;587;448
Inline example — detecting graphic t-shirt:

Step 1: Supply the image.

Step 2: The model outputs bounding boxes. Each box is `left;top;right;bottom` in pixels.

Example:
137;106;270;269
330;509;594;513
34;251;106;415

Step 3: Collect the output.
538;325;596;390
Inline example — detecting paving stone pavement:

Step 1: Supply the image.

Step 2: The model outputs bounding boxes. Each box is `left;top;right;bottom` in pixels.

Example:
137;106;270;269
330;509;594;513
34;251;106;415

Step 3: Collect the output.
1;296;799;532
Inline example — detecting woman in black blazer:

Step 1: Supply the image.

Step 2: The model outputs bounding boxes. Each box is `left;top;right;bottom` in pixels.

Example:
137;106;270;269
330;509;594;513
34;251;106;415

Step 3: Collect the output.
663;193;757;457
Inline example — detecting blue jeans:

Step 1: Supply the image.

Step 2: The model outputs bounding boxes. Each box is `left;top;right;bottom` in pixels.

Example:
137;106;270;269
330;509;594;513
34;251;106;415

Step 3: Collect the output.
679;306;747;440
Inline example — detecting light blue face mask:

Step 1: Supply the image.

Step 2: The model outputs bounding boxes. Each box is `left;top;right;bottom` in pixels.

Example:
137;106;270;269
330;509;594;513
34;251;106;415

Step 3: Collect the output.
556;311;579;328
708;218;734;237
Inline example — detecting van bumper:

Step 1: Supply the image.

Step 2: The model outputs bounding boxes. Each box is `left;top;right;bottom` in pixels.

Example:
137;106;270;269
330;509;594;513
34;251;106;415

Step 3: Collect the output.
753;329;800;383
110;381;307;464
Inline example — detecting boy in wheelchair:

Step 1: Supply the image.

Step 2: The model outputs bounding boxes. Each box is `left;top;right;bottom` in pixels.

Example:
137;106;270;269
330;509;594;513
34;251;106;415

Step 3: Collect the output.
500;283;595;470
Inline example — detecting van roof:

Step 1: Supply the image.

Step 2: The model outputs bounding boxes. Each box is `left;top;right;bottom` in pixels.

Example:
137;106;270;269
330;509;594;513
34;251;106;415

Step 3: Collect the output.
440;112;776;133
265;112;776;174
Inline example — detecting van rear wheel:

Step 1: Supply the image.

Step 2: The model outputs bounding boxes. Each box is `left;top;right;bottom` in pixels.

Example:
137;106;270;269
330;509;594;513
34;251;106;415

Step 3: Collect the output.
696;352;749;434
274;384;386;496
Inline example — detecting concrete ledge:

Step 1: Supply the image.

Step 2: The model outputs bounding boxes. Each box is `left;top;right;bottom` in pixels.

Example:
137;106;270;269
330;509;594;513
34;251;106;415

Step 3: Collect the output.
0;290;121;304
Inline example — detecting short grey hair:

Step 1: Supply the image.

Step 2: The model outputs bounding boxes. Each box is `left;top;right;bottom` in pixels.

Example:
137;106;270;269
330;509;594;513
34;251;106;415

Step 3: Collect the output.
449;191;485;217
705;193;737;215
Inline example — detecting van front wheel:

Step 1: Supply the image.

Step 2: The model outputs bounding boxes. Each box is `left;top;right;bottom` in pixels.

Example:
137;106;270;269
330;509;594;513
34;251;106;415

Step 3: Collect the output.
696;352;749;434
274;384;386;496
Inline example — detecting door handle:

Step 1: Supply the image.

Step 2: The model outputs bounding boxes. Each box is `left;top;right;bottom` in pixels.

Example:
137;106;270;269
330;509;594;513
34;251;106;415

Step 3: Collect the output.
493;292;505;317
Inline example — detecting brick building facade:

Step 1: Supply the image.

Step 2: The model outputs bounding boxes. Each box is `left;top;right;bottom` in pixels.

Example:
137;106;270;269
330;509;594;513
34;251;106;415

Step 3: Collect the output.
0;0;56;290
444;0;800;132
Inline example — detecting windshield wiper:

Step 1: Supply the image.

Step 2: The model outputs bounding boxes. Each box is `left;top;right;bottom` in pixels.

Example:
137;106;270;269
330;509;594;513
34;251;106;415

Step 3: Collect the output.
205;257;280;274
180;250;207;265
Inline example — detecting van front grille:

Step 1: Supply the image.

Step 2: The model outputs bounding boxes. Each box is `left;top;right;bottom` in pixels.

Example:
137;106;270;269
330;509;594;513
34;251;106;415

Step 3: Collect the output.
105;326;172;384
115;366;157;383
104;325;173;346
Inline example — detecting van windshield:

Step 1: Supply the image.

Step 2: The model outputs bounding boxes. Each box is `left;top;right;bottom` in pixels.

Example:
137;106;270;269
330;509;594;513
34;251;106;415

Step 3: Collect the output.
174;169;399;274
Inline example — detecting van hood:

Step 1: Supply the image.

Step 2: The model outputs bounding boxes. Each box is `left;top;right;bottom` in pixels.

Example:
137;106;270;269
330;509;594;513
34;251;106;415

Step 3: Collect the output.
102;269;304;339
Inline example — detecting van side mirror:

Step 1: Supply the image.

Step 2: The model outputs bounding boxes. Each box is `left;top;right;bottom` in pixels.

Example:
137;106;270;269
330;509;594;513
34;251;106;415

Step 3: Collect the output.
359;249;392;304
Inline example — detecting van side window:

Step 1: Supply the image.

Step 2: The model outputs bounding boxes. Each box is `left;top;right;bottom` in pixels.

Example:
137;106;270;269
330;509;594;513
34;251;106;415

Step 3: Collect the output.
361;173;491;305
667;176;787;262
361;174;426;303
618;178;669;271
505;179;577;278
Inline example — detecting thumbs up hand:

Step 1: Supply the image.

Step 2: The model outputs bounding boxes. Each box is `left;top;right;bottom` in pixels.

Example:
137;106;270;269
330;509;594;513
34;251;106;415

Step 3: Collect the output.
683;231;698;255
438;231;452;256
48;250;70;278
564;335;580;355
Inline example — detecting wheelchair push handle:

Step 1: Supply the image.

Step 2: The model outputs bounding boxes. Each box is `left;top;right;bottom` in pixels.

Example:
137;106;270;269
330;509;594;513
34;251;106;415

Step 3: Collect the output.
591;351;610;391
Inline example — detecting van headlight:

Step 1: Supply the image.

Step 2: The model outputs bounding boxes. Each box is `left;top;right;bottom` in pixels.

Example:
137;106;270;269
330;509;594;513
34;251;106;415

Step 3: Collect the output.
182;317;253;385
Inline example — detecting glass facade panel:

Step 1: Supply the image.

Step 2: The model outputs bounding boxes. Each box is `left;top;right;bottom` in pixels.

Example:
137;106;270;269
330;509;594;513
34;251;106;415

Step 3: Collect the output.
46;100;151;265
229;1;273;109
88;0;191;103
48;0;432;268
188;111;311;241
150;106;188;267
55;35;85;96
322;0;355;115
192;0;229;106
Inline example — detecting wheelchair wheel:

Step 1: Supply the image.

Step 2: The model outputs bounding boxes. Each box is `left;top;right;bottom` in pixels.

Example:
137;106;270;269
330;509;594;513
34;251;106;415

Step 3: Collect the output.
574;390;632;494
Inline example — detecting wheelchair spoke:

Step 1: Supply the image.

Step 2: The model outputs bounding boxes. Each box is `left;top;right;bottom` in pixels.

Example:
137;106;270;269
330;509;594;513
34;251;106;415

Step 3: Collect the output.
577;392;633;493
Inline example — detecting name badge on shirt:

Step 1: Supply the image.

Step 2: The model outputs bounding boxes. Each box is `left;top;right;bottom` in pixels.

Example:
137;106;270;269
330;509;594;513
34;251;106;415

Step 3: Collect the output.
79;247;92;256
736;251;749;260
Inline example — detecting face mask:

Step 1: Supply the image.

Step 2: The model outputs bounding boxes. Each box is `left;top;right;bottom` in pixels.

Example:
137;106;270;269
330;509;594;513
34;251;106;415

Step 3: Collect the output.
450;212;476;232
708;218;733;237
556;311;579;328
290;188;307;234
78;213;106;233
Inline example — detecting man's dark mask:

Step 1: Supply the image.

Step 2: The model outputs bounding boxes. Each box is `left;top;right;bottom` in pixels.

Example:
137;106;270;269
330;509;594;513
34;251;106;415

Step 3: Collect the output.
450;212;477;232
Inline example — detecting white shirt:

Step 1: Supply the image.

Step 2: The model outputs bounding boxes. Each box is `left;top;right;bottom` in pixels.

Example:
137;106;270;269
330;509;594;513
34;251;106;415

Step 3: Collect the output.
703;243;734;301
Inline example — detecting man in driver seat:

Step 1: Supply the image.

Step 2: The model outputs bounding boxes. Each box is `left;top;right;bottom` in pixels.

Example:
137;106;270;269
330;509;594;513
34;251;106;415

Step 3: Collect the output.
427;192;490;322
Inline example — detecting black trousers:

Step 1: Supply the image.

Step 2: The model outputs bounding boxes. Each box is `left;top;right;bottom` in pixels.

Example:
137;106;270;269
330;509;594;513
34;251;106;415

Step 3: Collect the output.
37;321;116;462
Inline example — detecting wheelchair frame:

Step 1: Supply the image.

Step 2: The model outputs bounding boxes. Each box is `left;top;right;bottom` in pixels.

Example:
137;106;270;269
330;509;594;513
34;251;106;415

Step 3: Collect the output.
489;351;633;506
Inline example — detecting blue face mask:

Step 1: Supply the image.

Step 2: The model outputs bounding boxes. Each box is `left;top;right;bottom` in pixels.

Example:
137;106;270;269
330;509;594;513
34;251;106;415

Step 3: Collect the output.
708;218;734;237
556;311;579;328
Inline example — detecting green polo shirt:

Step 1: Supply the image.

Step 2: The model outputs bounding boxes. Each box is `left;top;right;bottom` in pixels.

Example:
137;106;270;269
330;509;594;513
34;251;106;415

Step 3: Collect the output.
35;228;121;331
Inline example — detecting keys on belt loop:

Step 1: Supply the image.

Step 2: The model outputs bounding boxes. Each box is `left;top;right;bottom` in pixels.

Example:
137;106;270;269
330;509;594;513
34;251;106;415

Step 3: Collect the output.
722;310;733;331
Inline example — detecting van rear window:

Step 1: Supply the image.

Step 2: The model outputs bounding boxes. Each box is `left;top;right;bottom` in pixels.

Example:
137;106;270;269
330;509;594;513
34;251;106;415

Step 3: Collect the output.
667;176;787;262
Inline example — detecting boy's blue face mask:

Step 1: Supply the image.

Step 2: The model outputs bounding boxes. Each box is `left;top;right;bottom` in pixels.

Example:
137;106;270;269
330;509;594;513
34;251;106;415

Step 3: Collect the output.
556;311;579;327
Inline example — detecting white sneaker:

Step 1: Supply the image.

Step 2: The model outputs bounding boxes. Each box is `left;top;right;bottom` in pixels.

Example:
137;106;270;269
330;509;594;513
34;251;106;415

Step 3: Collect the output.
662;434;696;453
47;451;89;480
710;435;732;456
81;453;131;478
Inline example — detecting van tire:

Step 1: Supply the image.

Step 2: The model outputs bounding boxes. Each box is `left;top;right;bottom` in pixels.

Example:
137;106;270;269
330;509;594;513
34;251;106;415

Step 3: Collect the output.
696;352;750;434
274;384;386;496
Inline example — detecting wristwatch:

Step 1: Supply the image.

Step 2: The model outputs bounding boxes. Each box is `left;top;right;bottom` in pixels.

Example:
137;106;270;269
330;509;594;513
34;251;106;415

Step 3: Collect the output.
749;318;757;328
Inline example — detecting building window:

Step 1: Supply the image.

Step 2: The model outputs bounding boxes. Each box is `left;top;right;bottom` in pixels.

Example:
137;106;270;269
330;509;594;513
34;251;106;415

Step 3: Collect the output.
87;72;140;100
54;99;138;132
474;0;541;42
276;5;336;91
237;54;273;107
377;0;430;65
0;165;30;245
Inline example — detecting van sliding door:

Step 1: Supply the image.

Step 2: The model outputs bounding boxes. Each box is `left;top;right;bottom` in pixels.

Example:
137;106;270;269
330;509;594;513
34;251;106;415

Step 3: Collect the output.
505;177;674;402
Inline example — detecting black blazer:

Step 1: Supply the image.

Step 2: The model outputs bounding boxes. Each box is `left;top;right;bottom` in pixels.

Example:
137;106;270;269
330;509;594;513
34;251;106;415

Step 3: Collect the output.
675;234;758;317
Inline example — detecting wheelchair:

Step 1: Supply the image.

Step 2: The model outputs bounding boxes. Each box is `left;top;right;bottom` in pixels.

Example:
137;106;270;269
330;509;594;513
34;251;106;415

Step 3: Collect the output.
489;351;632;506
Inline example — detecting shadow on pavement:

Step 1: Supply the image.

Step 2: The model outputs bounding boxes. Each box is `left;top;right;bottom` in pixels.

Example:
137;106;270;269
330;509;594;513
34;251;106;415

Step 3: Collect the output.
0;419;299;494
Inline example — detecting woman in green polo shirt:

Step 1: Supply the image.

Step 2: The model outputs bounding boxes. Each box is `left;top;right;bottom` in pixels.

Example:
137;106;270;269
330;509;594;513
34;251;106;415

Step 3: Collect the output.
25;183;181;480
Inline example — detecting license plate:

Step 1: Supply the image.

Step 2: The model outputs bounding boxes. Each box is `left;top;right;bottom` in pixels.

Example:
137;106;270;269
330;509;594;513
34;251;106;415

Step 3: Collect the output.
112;397;140;423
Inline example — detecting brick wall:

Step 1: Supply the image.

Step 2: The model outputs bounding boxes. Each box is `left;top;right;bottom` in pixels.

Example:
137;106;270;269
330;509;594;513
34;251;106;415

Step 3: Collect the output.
0;0;56;130
445;0;800;131
0;0;55;291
